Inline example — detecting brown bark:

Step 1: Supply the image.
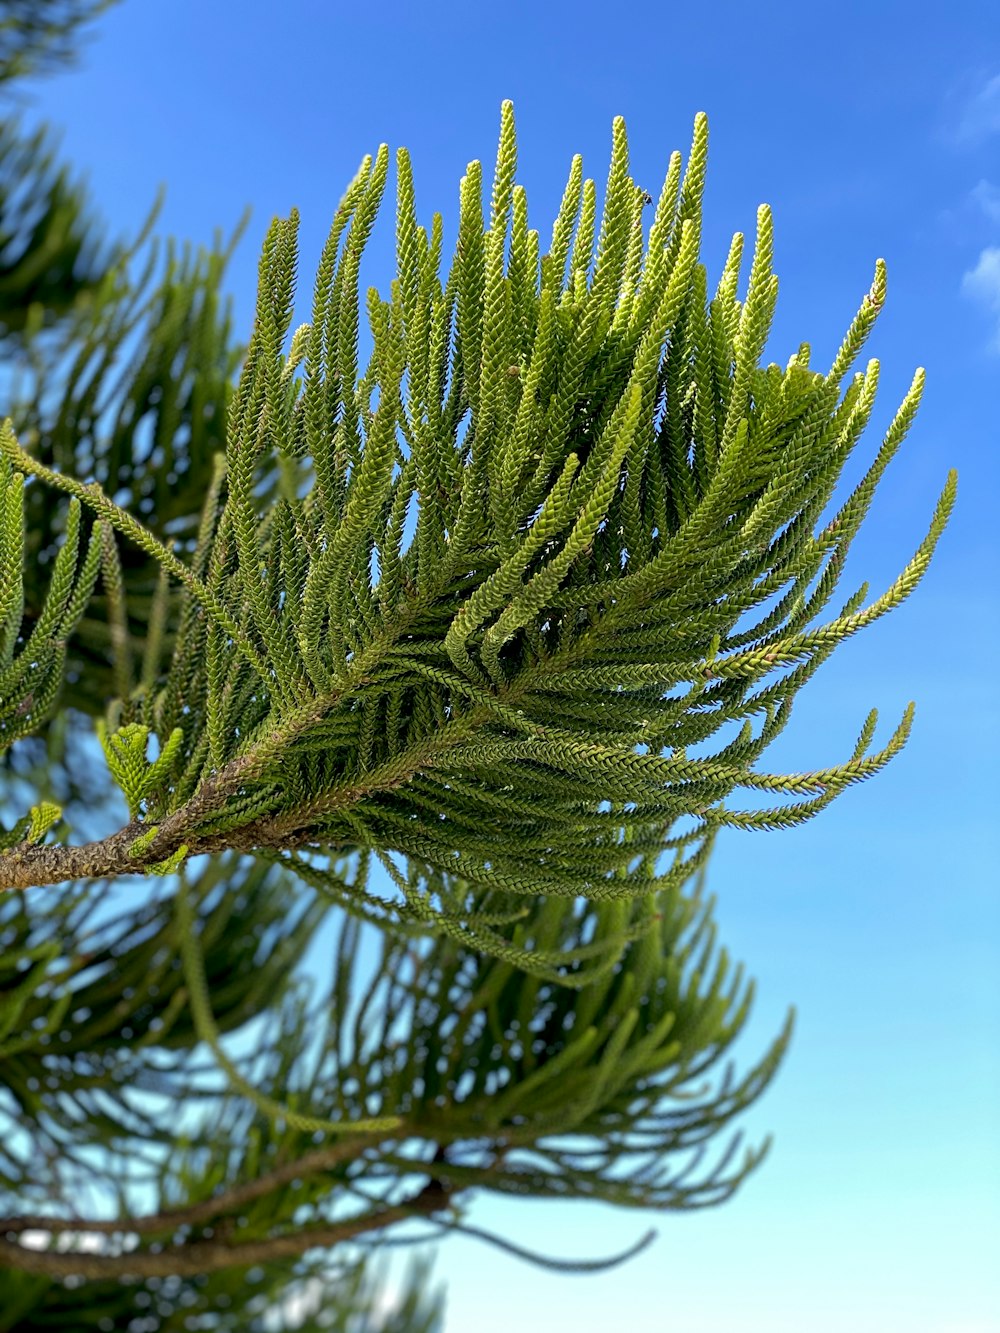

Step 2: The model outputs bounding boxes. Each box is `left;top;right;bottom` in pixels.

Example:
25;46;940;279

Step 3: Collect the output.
0;1134;386;1238
0;1180;450;1278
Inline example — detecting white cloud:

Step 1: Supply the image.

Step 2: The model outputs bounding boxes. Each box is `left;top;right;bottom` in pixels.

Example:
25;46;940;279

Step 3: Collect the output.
962;247;1000;305
962;246;1000;351
956;72;1000;142
970;179;1000;221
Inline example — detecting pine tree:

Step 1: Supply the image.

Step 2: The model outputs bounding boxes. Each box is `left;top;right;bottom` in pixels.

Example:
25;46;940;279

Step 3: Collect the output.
0;17;954;1323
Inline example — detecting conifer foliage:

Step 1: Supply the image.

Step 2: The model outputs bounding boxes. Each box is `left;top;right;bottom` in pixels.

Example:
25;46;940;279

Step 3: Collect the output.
0;0;118;84
0;104;953;954
0;51;954;1322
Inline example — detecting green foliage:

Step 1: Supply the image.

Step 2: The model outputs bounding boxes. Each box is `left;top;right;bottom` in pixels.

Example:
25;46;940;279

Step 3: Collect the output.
0;0;120;84
0;1252;442;1332
0;58;954;1317
0;851;787;1285
97;720;184;820
0;105;955;960
5;201;247;722
0;118;114;339
0;450;102;770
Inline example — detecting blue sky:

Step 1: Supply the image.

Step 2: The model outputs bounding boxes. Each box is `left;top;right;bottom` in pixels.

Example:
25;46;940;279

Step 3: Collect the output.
10;1;1000;1329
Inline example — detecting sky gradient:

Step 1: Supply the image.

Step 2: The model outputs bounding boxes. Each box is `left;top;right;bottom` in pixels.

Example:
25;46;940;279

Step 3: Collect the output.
10;2;1000;1329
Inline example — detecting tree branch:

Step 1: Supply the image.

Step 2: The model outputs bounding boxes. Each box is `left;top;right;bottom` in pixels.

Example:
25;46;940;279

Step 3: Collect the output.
0;1134;391;1238
0;697;495;892
0;1179;449;1278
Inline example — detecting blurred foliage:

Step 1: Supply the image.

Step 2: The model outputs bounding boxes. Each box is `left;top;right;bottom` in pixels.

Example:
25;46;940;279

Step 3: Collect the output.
0;1255;442;1332
0;0;121;85
0;0;125;338
0;857;446;1329
0;850;788;1281
7;208;247;721
0;119;119;339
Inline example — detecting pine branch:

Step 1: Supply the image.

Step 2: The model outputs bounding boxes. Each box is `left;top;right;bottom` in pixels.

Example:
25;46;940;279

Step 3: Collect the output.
0;1178;450;1279
0;105;954;966
1;852;790;1276
0;1136;385;1238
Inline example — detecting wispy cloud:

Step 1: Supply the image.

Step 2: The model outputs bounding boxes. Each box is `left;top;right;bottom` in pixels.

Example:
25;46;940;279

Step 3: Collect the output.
962;246;1000;350
955;72;1000;142
970;179;1000;221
